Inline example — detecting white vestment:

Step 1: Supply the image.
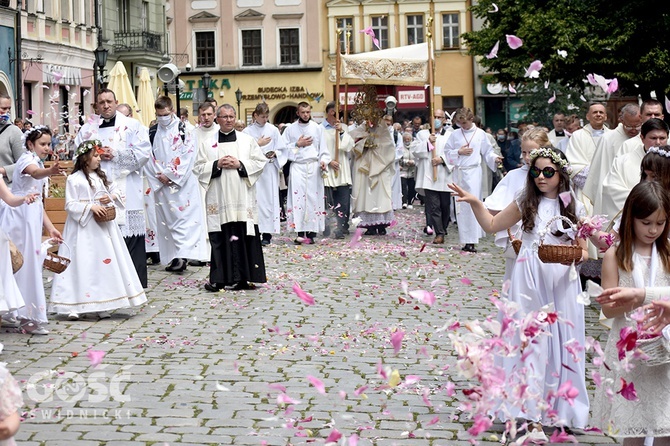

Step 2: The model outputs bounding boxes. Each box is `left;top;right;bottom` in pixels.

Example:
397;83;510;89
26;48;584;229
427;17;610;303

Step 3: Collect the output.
282;121;330;233
601;145;645;223
564;124;609;185
243;122;287;234
194;131;267;232
445;126;499;244
388;125;404;210
547;128;567;147
481;132;501;199
583;123;631;214
191;123;220;259
411;133;454;195
75;112;151;238
350;123;396;226
615;134;645;158
145;117;207;263
321;123;354;188
49;171;146;314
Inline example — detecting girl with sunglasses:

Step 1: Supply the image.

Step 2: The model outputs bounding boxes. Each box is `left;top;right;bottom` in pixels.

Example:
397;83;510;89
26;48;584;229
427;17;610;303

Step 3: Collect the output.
450;147;589;435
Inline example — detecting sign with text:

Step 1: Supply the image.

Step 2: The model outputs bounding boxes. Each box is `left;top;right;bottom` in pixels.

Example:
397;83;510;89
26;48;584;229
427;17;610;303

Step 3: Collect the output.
398;90;425;104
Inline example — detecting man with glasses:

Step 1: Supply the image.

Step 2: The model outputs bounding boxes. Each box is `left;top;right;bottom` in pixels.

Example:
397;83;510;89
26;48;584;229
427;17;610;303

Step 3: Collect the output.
584;103;640;216
615;99;665;158
194;104;268;292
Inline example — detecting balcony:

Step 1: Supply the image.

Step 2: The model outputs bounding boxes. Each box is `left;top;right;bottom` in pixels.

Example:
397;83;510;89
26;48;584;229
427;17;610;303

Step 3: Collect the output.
112;31;164;66
114;31;163;53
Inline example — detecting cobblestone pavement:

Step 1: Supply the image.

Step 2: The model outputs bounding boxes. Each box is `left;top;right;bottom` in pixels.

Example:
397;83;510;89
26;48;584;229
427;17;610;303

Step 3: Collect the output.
7;206;621;445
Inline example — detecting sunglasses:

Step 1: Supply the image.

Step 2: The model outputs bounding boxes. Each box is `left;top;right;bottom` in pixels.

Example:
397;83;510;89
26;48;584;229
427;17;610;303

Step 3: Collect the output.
529;166;557;179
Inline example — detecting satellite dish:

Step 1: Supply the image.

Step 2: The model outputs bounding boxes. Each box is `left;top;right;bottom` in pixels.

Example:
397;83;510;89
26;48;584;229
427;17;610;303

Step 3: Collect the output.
157;63;180;83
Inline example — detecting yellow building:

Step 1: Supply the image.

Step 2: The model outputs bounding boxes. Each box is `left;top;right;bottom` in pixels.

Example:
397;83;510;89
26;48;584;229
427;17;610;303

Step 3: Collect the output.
324;0;474;123
167;0;326;124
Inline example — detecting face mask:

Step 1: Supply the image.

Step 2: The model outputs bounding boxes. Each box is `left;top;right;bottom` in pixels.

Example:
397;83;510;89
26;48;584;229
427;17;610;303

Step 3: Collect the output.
433;119;443;129
0;114;9;124
404;142;410;148
497;135;506;141
157;115;172;127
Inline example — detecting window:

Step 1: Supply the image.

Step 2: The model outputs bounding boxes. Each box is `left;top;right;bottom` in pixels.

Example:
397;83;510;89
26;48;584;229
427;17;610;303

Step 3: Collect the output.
279;28;300;65
370;16;388;50
336;17;354;53
242;29;262;66
442;96;463;116
195;31;216;67
406;14;424;45
141;1;148;32
442;13;460;49
117;0;130;32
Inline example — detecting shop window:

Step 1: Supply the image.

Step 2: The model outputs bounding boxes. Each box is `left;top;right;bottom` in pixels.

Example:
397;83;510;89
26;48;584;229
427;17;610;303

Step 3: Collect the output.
442;96;463;116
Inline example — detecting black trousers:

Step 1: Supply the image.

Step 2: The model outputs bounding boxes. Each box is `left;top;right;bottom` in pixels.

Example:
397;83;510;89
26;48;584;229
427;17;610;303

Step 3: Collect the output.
124;235;147;288
401;177;416;205
424;189;451;236
325;185;351;234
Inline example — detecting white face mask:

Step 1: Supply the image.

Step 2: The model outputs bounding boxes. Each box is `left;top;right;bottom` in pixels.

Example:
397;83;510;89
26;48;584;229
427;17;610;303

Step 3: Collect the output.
157;115;172;127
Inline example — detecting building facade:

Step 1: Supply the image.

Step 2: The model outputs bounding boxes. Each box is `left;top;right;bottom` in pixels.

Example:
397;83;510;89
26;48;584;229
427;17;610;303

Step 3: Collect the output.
325;0;474;124
0;2;17;112
166;0;325;125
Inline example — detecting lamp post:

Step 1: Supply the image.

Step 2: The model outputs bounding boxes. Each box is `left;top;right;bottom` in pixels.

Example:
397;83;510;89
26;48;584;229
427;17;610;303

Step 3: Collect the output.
235;88;243;118
201;73;211;99
94;45;108;92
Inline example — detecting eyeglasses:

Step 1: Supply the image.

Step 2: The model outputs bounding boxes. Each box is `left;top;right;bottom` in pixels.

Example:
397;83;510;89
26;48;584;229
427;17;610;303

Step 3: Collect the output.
529;166;557;179
218;115;235;120
623;124;642;131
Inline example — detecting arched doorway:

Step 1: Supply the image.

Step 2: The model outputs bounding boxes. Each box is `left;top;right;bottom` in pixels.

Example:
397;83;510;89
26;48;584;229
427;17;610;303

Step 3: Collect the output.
272;104;297;125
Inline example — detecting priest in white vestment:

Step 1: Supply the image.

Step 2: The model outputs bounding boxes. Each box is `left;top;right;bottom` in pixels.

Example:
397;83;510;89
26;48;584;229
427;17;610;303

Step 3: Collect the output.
445;108;501;252
282;102;330;244
194;104;268;292
190;102;220;264
583;103;640;216
565;103;609;191
243;103;287;245
322;102;354;239
601;118;669;222
145;97;207;272
547;113;567;147
75;88;151;287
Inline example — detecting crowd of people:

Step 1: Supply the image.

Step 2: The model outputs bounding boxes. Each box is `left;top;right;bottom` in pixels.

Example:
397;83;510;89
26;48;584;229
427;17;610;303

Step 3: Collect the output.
0;86;670;444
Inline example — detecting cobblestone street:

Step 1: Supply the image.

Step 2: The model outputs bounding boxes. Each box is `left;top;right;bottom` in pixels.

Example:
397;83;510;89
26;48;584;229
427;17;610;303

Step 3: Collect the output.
7;207;620;445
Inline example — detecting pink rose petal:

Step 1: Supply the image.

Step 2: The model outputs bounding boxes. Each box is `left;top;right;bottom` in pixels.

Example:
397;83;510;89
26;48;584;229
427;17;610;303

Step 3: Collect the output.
292;282;315;306
306;375;326;394
505;34;523;49
390;330;405;354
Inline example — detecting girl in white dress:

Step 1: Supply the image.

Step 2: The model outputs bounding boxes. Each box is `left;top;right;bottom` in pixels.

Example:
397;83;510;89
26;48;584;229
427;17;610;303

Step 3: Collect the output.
593;181;670;445
49;140;147;320
0;126;62;335
450;147;589;435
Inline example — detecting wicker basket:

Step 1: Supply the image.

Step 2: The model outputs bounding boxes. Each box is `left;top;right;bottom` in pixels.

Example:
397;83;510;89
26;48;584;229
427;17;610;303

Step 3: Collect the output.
93;191;116;223
537;216;583;264
637;335;670;367
507;228;522;255
9;240;23;274
43;239;71;274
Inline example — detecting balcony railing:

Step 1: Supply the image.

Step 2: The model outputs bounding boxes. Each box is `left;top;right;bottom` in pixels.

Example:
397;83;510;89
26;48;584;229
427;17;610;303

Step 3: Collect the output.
113;31;163;54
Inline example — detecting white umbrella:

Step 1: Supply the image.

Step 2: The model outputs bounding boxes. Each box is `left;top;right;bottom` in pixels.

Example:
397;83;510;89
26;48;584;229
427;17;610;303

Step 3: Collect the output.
107;61;144;124
136;68;155;127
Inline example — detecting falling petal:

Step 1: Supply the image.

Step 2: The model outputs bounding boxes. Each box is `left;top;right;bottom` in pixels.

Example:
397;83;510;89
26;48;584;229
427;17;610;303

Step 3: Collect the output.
390;330;405;354
618;378;638;401
409;289;436;305
607;78;619;94
325;428;342;443
508;84;517;94
548;91;556;104
524;60;543;78
306;375;326;394
292;282;315;305
486;41;499;59
229;235;239;242
87;349;105;368
488;3;499;12
388;369;401;387
558;191;572;207
557;49;568;58
505;34;523;49
102;258;112;264
216;381;230;391
460;277;473;285
348;433;359;446
544;80;550;89
580;94;587;102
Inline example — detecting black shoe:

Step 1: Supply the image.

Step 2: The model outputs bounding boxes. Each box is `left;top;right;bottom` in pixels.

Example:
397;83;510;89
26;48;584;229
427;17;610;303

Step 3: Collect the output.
334;231;345;239
378;226;387;235
146;252;160;265
225;282;256;291
461;244;477;253
166;258;187;272
204;282;223;292
364;227;377;236
261;239;271;246
188;260;207;266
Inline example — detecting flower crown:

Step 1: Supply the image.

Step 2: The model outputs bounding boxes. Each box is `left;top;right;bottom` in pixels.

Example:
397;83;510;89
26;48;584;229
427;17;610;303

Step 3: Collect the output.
21;125;50;148
75;139;103;157
529;147;572;174
647;146;670;158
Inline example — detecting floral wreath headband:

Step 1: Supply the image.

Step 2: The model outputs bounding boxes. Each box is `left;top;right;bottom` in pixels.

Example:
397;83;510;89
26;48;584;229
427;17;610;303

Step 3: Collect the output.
647;146;670;158
22;125;50;148
529;147;572;174
75;139;103;158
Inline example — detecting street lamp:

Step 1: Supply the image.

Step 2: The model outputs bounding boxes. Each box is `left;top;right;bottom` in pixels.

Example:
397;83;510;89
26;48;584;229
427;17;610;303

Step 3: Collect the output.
201;73;212;99
94;45;108;91
235;88;243;118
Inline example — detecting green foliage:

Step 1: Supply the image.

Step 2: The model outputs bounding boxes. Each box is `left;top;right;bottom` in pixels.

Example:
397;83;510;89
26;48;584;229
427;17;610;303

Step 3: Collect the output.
517;82;588;127
464;0;670;98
